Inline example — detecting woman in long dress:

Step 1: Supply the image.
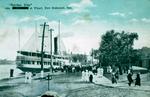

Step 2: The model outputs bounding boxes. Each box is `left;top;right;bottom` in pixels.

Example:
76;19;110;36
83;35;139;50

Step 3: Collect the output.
85;70;89;82
82;70;86;81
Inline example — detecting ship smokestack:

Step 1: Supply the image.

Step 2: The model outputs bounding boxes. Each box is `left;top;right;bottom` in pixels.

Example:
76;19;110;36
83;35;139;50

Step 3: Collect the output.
54;37;58;55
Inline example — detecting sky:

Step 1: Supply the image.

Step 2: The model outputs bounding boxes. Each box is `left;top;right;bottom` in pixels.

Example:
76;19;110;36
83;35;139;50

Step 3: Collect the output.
0;0;150;60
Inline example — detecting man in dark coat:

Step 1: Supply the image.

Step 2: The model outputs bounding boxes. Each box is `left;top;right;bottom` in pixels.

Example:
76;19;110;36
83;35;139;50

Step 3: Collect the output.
89;74;93;83
127;72;133;86
135;73;141;86
112;73;117;84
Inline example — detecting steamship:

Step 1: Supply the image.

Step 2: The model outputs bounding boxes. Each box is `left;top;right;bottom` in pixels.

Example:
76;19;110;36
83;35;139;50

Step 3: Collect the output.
16;51;70;73
16;22;70;73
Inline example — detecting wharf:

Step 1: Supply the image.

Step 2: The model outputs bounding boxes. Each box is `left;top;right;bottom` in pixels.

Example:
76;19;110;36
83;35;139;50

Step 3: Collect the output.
0;71;150;97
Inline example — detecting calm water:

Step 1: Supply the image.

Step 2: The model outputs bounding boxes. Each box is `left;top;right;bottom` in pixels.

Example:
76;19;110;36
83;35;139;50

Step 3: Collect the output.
0;64;22;79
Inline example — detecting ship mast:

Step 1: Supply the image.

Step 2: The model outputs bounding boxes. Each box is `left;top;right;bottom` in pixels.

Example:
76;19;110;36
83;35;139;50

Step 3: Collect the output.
58;20;61;55
35;22;38;52
18;28;21;51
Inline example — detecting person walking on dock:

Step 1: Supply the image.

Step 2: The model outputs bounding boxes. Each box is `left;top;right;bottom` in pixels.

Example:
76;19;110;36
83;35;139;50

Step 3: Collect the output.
135;73;141;86
89;71;93;83
127;71;133;86
25;72;28;83
81;70;86;81
85;70;89;82
111;72;117;84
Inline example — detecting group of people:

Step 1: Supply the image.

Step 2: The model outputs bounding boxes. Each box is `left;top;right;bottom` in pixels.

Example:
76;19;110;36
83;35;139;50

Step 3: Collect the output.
81;68;104;83
111;69;141;86
127;70;141;86
25;72;32;83
62;65;82;73
82;70;94;83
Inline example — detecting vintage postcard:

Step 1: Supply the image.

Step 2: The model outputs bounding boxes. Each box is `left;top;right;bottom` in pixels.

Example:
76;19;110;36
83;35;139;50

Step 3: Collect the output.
0;0;150;97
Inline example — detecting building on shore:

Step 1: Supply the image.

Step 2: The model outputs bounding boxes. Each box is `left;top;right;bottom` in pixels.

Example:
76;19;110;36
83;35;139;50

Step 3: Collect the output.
139;47;150;69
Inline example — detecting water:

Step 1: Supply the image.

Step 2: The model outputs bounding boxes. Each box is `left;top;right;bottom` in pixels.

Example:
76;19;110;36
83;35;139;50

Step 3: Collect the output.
0;64;23;79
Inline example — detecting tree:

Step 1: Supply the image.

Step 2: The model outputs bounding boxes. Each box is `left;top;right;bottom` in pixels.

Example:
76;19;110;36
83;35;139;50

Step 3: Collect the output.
99;30;138;74
91;49;99;59
71;54;87;64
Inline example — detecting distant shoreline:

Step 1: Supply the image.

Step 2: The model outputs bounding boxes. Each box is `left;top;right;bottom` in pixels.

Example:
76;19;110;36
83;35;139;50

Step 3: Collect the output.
0;59;15;65
0;63;15;65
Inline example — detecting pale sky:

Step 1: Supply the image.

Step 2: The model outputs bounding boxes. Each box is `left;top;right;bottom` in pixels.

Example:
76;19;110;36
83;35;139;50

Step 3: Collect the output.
0;0;150;60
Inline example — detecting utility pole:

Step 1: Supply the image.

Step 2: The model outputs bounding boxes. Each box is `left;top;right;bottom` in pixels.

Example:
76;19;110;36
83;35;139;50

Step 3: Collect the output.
49;28;54;73
40;22;49;71
39;22;49;78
